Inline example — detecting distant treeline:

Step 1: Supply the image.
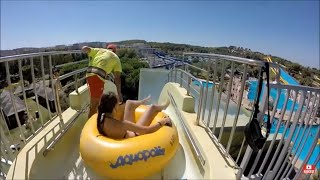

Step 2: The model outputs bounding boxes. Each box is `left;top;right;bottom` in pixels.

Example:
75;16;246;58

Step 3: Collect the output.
1;39;319;87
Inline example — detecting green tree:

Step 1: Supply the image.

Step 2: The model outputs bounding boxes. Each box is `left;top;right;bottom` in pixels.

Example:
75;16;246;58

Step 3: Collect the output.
301;78;313;86
287;64;302;74
118;51;149;100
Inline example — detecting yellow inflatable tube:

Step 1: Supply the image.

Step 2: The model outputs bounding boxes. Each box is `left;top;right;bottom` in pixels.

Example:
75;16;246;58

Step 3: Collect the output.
80;105;179;179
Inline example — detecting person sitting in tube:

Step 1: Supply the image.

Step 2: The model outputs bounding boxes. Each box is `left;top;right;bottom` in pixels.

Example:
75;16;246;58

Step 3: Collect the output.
97;92;172;139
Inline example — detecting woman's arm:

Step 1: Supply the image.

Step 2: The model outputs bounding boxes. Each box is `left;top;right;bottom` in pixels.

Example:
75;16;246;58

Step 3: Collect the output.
122;118;171;135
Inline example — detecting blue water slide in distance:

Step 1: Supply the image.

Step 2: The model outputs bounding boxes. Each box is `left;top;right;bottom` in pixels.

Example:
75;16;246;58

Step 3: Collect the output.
280;68;300;85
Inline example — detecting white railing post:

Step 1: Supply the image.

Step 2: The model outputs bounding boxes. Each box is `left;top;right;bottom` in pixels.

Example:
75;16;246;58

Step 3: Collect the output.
212;60;226;133
206;60;218;127
236;145;253;179
5;61;26;143
226;64;248;153
218;61;235;142
30;57;45;126
18;59;35;134
49;55;60;122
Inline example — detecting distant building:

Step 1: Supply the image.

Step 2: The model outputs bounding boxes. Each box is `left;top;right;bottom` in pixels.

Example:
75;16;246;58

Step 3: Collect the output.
35;83;57;112
13;81;57;112
71;43;80;50
0;90;26;130
55;45;66;49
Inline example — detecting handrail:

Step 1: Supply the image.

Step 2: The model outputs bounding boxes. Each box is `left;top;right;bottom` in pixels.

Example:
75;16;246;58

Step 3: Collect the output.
55;59;88;68
175;68;202;85
174;68;205;124
0;50;88;173
185;63;208;74
170;53;320;179
1;50;319;179
270;82;320;92
0;50;82;62
43;103;89;157
183;52;280;69
59;68;87;80
167;91;206;166
62;76;86;91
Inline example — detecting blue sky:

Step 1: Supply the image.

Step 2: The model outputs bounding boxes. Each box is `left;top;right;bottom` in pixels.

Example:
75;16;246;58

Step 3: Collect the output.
1;1;319;68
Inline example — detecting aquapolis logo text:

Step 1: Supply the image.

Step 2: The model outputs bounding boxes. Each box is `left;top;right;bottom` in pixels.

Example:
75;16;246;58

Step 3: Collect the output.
109;146;165;169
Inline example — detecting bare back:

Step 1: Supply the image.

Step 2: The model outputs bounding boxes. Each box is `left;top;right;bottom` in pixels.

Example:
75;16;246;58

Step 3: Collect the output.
102;117;128;139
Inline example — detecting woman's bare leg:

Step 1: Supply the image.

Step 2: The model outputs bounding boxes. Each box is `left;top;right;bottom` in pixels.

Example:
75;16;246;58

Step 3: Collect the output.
136;100;170;126
123;95;151;123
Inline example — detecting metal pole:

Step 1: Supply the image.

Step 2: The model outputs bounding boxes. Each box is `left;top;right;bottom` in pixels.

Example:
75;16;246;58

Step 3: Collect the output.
0;125;14;160
299;91;312;124
1;142;13;163
262;91;306;180
180;70;183;87
257;88;281;174
236;138;246;164
187;76;191;96
168;92;206;165
183;54;187;72
206;60;218;127
277;91;314;179
275;66;281;83
236;146;253;179
212;60;226;133
53;76;63;123
293;129;319;179
262;89;292;179
201;71;209;122
30;57;45;126
0;107;12;137
49;55;61;122
75;74;79;94
248;146;264;177
226;64;248;153
40;56;53;120
304;154;320;180
282;92;320;179
18;59;35;134
218;61;235;142
5;61;26;143
43;103;89;156
196;84;204;125
269;90;311;179
175;68;177;83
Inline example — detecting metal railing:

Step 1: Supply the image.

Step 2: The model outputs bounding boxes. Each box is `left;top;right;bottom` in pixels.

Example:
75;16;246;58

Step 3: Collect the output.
0;50;319;179
169;53;319;179
169;65;209;123
237;84;320;180
43;103;89;157
0;51;88;177
167;91;206;166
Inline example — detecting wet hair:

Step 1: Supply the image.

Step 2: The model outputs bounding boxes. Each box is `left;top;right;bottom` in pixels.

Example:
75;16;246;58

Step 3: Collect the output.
97;92;118;135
